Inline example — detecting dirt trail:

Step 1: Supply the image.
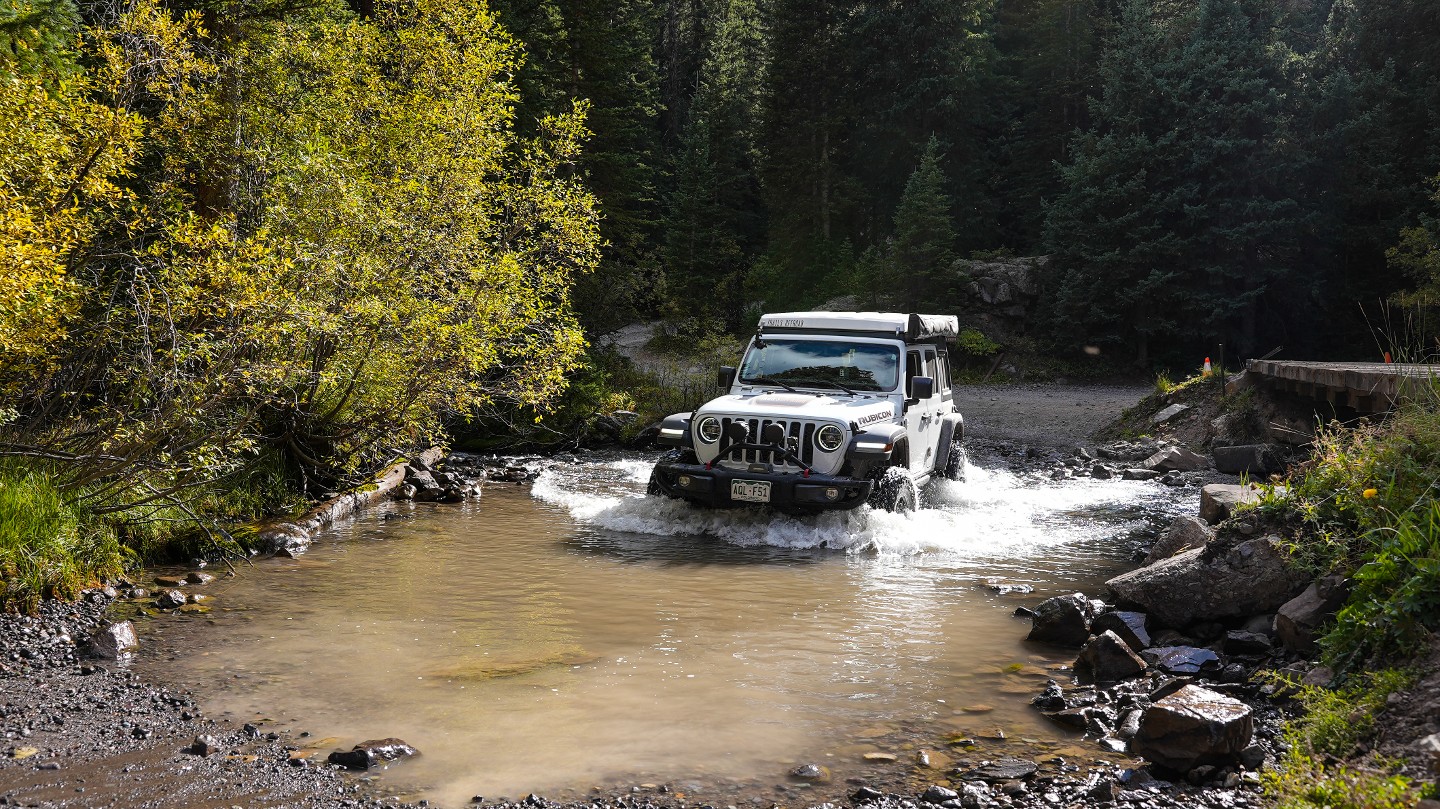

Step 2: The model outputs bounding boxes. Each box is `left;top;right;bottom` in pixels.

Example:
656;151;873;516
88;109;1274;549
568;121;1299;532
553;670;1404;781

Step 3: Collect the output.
956;383;1149;449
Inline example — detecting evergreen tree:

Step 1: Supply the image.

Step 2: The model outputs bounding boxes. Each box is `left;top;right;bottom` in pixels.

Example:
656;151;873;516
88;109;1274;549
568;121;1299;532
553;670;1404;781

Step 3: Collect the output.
489;0;663;334
759;0;860;302
0;0;79;79
890;137;957;311
1045;0;1303;364
663;0;767;329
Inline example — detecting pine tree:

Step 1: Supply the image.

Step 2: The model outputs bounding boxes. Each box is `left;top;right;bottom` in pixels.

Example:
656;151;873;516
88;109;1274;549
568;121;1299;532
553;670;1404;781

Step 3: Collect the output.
0;0;80;79
663;0;767;329
1045;0;1304;364
890;137;957;311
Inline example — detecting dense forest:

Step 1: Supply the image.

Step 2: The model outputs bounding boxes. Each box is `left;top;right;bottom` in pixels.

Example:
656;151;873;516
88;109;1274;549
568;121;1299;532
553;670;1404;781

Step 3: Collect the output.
488;0;1440;367
3;0;1440;566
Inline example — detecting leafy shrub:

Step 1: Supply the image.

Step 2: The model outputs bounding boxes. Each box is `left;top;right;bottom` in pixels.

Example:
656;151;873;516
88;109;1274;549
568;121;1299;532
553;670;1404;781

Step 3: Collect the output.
956;327;1001;358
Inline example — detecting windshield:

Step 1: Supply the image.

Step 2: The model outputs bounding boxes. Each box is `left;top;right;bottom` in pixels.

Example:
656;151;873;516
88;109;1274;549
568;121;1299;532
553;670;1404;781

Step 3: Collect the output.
738;339;900;392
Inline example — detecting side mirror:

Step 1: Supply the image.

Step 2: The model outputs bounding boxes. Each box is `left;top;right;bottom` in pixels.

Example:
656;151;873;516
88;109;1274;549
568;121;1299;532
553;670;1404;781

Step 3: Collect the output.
912;376;935;401
718;365;737;390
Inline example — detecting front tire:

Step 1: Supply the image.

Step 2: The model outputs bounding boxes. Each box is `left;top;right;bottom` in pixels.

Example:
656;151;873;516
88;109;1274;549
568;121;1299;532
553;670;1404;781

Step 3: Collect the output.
868;466;917;513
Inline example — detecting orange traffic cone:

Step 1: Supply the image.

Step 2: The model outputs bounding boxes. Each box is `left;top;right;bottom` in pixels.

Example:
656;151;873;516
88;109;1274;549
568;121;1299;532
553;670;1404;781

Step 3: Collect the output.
1203;357;1213;377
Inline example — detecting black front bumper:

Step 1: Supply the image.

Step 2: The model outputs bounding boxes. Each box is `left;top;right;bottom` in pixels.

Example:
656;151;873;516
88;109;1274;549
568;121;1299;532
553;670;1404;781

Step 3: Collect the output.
650;460;873;511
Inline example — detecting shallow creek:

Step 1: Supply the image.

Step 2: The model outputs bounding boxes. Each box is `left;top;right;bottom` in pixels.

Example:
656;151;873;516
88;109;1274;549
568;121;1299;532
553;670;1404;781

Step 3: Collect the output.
138;452;1196;808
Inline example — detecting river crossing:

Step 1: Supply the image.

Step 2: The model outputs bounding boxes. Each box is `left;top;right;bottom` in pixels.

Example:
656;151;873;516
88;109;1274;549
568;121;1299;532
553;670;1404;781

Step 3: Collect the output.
136;446;1196;808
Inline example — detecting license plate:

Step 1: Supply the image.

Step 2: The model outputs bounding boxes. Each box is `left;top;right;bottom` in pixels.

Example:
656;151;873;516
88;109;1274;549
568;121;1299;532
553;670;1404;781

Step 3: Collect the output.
731;480;771;503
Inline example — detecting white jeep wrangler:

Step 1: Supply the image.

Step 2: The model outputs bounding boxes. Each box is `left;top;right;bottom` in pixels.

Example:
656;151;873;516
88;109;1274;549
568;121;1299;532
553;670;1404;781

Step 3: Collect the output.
647;311;965;513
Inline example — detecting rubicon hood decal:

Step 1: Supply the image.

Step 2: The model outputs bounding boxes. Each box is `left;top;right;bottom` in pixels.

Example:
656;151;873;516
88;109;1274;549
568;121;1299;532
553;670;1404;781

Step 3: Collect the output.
856;408;894;427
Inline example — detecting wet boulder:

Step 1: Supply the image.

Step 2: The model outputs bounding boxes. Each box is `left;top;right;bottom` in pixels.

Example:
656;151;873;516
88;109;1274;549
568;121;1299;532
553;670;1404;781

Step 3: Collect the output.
155;589;187;609
1133;685;1253;771
1140;646;1222;676
258;521;310;558
1076;631;1148;683
958;759;1039;783
328;738;420;770
1143;447;1207;473
1122;468;1162;481
1275;575;1350;655
1145;517;1215;566
788;763;831;783
85;622;138;659
405;469;446;501
920;785;958;804
1105;537;1309;628
1026;593;1095;646
184;571;215;586
1091;611;1151;650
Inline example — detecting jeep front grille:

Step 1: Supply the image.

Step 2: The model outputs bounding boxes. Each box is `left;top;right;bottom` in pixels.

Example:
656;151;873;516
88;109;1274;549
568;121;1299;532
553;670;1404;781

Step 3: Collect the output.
717;417;818;469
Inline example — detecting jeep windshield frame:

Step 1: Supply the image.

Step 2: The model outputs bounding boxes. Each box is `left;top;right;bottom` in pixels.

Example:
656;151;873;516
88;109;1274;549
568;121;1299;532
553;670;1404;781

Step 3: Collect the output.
737;338;901;393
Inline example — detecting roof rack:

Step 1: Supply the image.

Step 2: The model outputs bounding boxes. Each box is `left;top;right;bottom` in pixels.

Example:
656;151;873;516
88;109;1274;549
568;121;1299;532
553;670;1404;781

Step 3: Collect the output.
757;312;959;342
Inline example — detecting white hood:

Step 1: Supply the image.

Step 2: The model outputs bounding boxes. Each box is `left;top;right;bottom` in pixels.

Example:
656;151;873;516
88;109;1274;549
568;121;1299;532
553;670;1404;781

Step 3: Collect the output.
698;391;896;426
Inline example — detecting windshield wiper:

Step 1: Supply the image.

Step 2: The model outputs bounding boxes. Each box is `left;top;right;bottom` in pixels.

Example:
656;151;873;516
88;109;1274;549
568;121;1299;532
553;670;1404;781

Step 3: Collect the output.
744;375;799;393
797;378;861;396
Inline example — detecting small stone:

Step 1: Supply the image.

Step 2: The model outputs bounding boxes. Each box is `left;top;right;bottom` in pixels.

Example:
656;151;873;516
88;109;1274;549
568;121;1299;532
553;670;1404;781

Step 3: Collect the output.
850;786;883;803
153;575;187;587
921;785;958;804
1087;779;1121;802
959;759;1039;783
184;572;215;585
190;735;221;756
1075;630;1148;683
8;747;40;760
37;761;60;771
1091;611;1151;650
1223;630;1272;656
1152;404;1190;424
155;590;187;609
1122;468;1162;481
327;738;419;770
1026;593;1096;647
863;752;898;762
85;622;138;659
788;764;830;783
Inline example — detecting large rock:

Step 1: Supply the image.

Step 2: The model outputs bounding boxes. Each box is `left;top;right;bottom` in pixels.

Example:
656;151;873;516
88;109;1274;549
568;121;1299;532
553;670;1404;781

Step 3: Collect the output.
1143;446;1208;473
328;738;419;770
1076;631;1148;683
1105;537;1308;628
1145;517;1215;565
1198;483;1274;524
86;622;138;659
1152;404;1190;425
1274;575;1350;654
1091;611;1151;651
1212;444;1282;476
1133;685;1253;771
1026;593;1096;646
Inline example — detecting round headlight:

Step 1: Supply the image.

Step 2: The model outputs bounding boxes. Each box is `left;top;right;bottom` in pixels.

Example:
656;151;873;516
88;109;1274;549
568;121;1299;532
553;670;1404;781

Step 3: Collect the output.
697;417;722;443
815;425;845;452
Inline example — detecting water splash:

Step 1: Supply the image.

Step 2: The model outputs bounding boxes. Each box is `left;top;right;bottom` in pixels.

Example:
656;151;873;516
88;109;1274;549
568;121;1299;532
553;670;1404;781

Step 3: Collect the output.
530;454;1189;558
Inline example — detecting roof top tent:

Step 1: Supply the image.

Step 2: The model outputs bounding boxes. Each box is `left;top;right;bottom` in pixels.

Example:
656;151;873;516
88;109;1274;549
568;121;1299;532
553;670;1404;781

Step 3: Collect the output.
756;312;960;344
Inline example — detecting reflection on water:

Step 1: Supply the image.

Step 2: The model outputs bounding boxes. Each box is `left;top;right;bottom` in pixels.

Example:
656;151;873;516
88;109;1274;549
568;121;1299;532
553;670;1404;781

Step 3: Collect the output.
138;452;1194;808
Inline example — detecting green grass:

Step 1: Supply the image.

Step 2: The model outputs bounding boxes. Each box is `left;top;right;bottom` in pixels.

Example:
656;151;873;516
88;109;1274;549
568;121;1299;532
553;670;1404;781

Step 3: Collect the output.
0;461;125;612
1257;390;1440;668
1262;669;1424;809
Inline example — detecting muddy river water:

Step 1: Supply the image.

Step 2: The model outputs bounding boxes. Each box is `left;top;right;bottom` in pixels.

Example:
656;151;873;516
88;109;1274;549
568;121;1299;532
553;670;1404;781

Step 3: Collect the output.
139;452;1195;808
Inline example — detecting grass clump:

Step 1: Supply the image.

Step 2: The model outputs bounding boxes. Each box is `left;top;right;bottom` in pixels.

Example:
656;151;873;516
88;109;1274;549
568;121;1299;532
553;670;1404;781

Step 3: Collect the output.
0;462;125;612
1259;391;1440;669
1264;670;1424;809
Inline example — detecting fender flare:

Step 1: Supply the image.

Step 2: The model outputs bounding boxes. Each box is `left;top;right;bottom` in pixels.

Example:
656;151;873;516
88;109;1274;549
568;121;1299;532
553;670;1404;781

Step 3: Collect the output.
935;414;965;471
